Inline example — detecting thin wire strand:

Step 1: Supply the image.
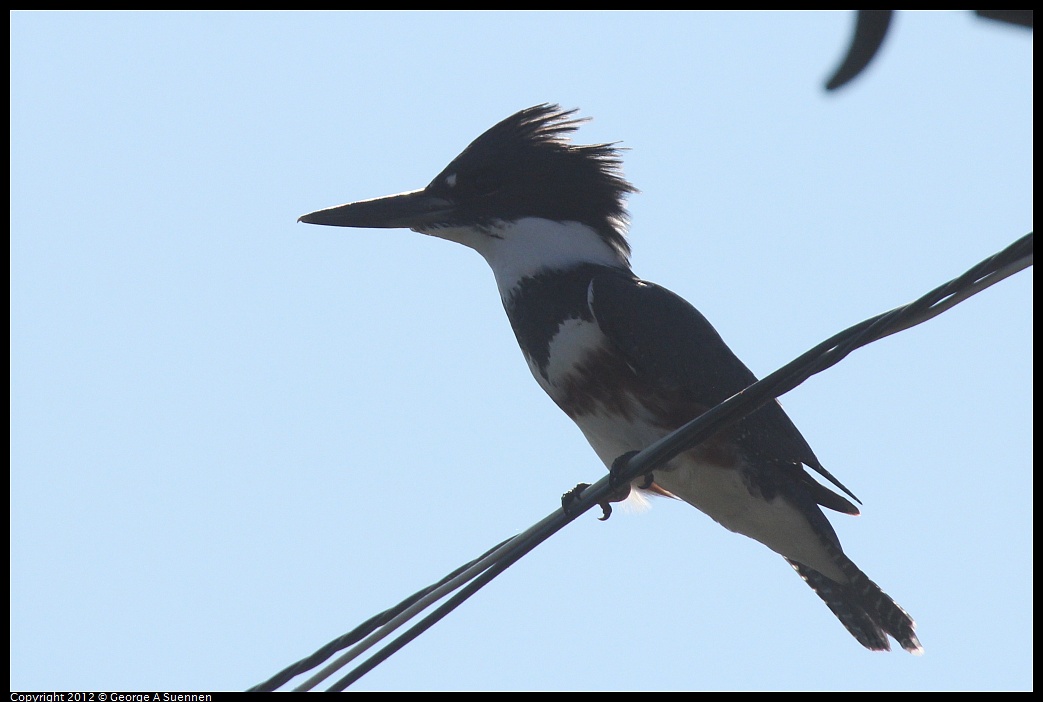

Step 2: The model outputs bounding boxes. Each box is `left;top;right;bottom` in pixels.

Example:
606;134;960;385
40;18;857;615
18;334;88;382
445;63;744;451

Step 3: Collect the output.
246;536;514;692
294;513;562;692
251;232;1031;691
325;513;564;691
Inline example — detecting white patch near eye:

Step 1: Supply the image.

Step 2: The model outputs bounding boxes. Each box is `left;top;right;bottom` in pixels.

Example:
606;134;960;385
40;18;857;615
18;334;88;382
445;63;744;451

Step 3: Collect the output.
445;173;457;188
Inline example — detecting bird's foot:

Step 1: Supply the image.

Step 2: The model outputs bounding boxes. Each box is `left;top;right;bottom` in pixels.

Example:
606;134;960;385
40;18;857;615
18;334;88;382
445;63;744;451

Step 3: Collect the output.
561;482;627;521
596;482;634;521
610;450;654;490
561;483;591;516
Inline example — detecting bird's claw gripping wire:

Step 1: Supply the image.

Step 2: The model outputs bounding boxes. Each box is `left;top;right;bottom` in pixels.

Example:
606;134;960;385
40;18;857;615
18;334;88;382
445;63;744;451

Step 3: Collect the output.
584;450;653;521
609;450;641;487
612;450;656;490
561;483;594;517
561;480;628;522
562;483;616;520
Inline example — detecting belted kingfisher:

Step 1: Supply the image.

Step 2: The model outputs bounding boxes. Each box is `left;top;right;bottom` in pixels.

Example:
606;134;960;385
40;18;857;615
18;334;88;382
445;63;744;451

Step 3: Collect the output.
299;104;922;654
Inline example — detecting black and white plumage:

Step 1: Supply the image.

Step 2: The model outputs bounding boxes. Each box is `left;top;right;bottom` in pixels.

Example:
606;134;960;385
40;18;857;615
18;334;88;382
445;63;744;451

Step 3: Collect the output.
299;104;922;654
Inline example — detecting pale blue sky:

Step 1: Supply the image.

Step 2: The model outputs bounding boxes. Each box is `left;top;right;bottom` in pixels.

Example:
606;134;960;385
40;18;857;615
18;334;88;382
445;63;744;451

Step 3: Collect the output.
11;11;1032;691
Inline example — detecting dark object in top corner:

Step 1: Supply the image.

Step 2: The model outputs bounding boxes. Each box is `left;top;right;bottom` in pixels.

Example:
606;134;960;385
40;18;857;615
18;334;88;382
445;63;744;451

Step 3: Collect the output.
825;10;1033;92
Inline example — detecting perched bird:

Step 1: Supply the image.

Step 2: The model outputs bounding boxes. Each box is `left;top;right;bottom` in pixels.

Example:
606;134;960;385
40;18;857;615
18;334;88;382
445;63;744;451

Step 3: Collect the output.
299;104;922;653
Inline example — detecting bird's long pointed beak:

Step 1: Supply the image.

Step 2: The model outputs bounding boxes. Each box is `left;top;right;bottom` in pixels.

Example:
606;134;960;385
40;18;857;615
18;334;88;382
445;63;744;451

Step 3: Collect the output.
298;189;453;229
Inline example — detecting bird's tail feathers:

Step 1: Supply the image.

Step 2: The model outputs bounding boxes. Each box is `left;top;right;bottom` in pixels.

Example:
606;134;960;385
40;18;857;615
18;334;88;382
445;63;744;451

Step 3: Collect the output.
787;554;922;654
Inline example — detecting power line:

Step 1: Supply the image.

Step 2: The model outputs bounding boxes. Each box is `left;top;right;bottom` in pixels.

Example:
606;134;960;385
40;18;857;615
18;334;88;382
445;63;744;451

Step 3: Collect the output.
251;232;1032;692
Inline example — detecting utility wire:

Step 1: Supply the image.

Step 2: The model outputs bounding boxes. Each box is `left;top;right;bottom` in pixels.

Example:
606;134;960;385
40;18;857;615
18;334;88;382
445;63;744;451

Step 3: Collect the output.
250;232;1031;692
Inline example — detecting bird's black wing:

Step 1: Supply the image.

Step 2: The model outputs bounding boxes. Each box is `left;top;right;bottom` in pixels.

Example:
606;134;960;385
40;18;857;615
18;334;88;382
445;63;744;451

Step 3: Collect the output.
588;271;860;514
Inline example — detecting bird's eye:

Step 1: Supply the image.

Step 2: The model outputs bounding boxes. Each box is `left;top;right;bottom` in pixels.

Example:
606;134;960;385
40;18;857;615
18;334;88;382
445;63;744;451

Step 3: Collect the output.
469;170;503;197
436;169;502;197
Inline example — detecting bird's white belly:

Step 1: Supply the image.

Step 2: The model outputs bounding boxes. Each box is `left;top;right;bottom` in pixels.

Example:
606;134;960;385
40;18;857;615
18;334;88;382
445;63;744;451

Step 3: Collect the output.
577;412;845;580
573;408;748;519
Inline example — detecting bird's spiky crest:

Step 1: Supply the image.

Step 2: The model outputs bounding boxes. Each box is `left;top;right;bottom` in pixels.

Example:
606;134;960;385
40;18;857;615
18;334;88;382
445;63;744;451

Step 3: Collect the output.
433;104;637;262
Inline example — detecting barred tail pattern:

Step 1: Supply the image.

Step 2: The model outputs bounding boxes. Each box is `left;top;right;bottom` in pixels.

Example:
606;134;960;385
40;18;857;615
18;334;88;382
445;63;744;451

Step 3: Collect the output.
787;555;922;654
